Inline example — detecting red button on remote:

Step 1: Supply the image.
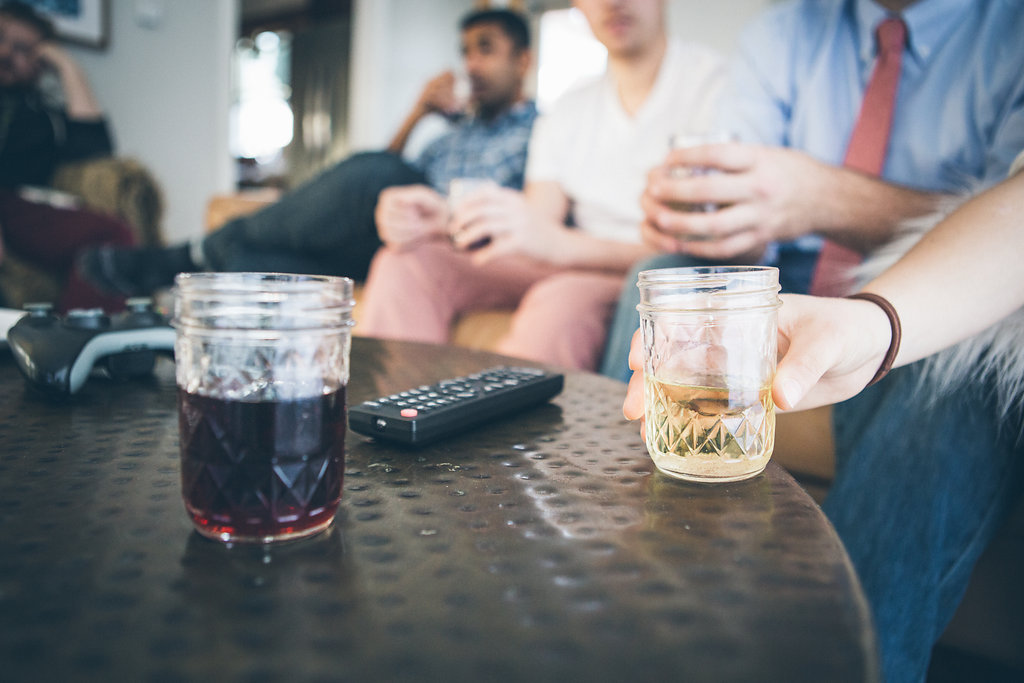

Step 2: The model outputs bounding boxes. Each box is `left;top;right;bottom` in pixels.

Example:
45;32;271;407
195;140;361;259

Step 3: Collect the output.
400;408;418;418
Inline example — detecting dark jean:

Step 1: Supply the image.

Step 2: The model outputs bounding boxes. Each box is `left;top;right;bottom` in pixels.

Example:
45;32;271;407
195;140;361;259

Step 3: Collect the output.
828;363;1024;682
202;151;427;281
598;247;818;383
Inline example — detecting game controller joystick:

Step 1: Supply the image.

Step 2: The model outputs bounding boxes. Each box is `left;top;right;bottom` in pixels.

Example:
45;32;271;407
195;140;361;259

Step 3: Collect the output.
7;298;176;395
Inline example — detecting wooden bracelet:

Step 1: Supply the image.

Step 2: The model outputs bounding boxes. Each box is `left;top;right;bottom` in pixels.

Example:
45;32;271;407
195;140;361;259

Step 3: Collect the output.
846;292;902;386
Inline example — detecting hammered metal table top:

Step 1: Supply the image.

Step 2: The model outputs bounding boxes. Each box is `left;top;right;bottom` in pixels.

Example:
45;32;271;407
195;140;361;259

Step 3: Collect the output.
0;337;877;682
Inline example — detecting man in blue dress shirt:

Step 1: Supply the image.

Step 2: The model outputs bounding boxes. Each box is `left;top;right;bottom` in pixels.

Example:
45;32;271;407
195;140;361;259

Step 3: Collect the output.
609;1;1024;681
602;0;1024;382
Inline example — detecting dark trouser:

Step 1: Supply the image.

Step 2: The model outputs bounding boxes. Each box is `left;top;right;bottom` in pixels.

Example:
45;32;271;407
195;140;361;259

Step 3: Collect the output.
828;363;1024;682
0;189;136;312
202;151;428;281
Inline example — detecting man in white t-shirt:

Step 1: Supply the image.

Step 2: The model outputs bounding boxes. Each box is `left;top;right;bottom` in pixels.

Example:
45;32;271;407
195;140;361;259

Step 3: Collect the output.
358;0;726;370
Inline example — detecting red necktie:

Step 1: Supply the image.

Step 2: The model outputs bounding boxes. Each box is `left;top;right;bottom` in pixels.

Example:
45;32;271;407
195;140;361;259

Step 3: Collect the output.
809;17;907;296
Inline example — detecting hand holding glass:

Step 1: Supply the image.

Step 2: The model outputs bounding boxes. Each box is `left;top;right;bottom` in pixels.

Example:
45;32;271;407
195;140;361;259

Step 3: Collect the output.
667;130;734;214
447;178;496;250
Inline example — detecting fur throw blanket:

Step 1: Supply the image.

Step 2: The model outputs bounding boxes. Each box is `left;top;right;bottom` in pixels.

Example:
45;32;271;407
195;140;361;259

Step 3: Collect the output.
855;196;1024;417
51;157;164;246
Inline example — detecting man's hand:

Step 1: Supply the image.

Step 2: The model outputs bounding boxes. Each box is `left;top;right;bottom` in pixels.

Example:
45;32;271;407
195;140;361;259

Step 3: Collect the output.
414;70;466;118
387;70;466;155
772;293;891;410
32;40;103;119
33;40;72;72
640;143;832;260
375;185;449;248
622;329;645;435
449;185;566;265
622;294;893;434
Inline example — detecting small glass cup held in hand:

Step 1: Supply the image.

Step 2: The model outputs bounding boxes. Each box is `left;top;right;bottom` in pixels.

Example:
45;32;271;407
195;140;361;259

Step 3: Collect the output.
447;177;496;251
666;130;735;214
172;273;355;544
637;266;781;483
451;68;472;116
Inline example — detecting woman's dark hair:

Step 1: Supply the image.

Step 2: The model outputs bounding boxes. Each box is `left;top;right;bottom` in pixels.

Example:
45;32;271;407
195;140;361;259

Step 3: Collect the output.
460;8;531;51
0;1;57;41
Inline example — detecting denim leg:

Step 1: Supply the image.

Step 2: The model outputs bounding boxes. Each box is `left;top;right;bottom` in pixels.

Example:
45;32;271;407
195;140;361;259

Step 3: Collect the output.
826;363;1024;683
597;253;711;383
202;151;427;280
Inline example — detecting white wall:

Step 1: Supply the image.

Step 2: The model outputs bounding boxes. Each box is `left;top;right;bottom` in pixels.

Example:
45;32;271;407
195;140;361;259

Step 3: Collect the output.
66;0;237;243
348;0;471;153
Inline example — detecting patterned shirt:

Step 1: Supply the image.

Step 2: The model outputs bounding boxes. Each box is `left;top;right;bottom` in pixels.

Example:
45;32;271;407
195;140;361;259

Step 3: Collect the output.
415;100;538;193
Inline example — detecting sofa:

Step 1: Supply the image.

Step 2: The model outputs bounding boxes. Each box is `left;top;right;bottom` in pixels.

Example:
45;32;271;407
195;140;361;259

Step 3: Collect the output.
0;157;164;309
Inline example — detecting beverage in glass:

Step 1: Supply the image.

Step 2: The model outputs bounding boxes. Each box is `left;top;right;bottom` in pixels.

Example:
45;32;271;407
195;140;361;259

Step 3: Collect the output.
667;130;734;215
637;266;780;483
447;177;496;250
173;272;355;543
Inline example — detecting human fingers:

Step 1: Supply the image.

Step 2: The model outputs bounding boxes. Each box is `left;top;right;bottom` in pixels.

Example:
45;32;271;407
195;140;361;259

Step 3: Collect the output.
376;208;419;246
648;167;755;215
32;41;61;65
622;329;645;421
449;199;489;240
452;222;493;253
772;295;885;411
639;218;685;253
421;71;457;111
772;295;846;410
664;141;757;174
670;207;768;261
640;188;704;244
450;186;517;237
399;184;444;205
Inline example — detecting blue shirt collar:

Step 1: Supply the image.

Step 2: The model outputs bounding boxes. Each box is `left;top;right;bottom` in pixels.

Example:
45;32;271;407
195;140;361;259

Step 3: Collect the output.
853;0;973;67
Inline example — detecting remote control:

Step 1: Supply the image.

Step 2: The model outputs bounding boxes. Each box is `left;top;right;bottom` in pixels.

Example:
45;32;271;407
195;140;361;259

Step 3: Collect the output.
7;298;176;396
349;365;564;446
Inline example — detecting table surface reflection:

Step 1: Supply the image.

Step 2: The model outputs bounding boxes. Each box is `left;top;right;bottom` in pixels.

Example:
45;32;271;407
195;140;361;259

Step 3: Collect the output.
0;337;877;682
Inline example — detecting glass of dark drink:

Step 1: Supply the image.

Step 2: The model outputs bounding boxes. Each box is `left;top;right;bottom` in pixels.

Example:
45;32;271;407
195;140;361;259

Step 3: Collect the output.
172;273;355;544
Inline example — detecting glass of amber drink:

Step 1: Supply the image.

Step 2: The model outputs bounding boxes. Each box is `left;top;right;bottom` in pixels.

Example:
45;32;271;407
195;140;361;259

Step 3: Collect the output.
637;266;780;483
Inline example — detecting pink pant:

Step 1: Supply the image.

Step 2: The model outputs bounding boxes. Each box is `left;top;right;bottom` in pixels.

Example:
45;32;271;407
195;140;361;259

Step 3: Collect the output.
358;239;625;371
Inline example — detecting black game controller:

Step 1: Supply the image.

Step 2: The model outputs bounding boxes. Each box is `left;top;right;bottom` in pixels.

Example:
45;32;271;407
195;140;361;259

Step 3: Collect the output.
8;298;176;395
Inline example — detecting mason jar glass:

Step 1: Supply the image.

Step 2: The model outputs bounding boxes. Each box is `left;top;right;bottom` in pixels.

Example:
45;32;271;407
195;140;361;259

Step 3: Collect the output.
172;272;355;543
637;266;780;483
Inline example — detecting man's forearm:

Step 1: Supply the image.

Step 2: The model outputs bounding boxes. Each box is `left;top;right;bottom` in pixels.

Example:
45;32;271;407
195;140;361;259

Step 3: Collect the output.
546;229;656;272
865;170;1024;368
812;166;945;253
43;47;103;120
386;103;428;156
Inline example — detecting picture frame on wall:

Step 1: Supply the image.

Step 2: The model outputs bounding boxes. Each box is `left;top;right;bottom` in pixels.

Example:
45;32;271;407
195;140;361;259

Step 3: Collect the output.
25;0;109;49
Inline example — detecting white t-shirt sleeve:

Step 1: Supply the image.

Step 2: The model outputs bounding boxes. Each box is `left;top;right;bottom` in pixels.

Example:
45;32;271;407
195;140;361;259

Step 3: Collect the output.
524;108;559;184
